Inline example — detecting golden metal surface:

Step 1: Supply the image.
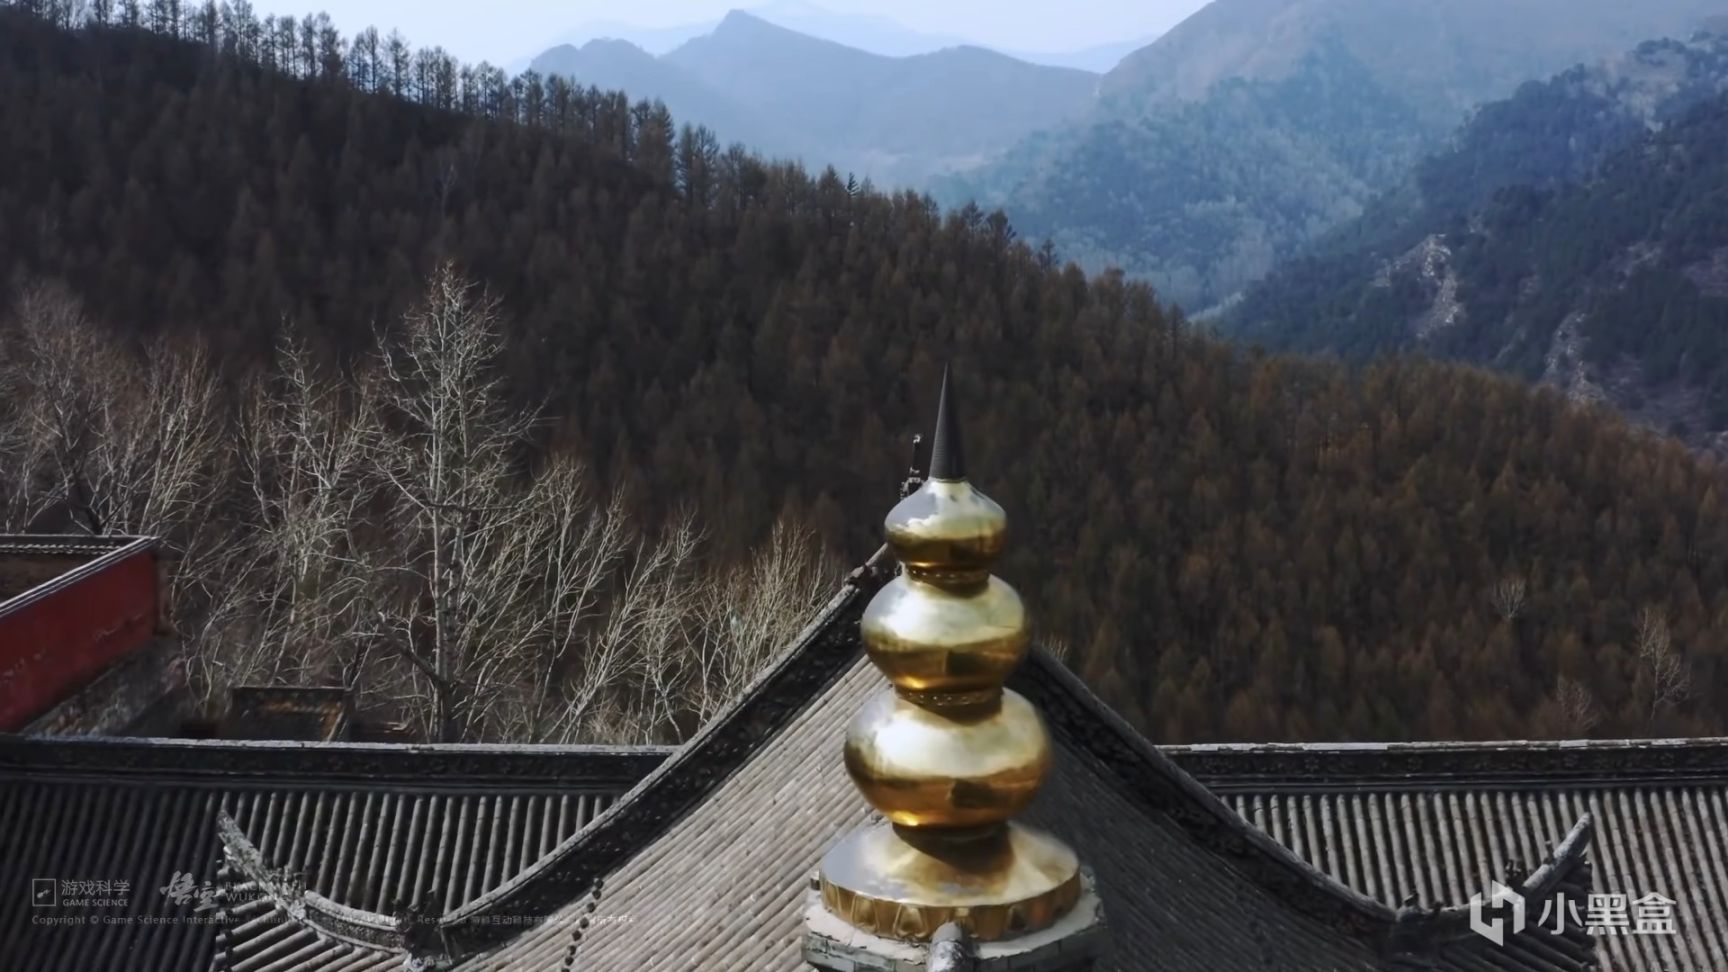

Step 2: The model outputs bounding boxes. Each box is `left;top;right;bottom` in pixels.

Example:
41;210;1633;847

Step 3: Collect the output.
843;688;1049;828
860;574;1027;700
817;820;1082;942
883;479;1007;586
814;376;1082;943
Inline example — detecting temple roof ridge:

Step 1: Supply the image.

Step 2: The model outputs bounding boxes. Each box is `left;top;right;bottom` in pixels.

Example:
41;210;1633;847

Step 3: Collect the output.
1011;647;1399;933
1168;737;1728;788
0;733;671;788
1013;646;1598;958
434;547;896;956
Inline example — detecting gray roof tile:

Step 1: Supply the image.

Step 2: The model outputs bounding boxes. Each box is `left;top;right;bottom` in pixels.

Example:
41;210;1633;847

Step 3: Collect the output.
1172;742;1728;972
0;738;661;971
441;556;1593;971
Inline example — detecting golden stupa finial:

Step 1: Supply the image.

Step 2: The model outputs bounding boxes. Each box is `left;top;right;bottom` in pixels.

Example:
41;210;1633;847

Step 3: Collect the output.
817;364;1082;943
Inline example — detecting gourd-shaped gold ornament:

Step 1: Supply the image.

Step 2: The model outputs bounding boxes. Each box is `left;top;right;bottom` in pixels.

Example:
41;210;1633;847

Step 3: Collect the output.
817;367;1081;943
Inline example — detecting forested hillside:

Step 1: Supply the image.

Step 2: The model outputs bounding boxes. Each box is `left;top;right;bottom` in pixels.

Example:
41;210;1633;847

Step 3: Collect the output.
1231;34;1728;451
938;42;1429;311
1;2;1724;744
946;0;1724;312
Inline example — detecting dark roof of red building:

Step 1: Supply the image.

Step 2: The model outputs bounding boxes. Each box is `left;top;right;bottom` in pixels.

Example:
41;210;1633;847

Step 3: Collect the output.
225;686;353;741
0;534;155;600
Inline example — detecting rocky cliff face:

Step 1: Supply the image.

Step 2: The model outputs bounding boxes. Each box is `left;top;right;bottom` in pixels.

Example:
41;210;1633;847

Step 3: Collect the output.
1370;235;1462;342
1228;33;1728;457
1524;243;1728;458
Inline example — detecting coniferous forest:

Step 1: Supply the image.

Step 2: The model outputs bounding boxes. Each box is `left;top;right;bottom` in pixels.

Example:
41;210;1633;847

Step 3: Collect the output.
1;2;1725;743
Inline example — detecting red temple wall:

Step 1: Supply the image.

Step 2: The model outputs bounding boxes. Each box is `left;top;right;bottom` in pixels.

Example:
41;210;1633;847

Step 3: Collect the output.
0;548;158;730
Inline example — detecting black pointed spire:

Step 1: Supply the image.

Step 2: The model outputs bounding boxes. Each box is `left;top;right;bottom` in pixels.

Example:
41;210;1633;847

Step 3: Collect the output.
928;364;966;481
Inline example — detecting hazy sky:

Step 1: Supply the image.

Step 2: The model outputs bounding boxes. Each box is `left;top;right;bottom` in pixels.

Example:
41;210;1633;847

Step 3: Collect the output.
258;1;1211;67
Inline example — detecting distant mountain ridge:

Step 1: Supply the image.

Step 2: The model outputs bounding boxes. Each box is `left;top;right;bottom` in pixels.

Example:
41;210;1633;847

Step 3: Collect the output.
527;1;1153;71
1103;0;1725;123
530;11;1098;187
945;0;1728;312
1228;33;1728;454
997;36;1158;74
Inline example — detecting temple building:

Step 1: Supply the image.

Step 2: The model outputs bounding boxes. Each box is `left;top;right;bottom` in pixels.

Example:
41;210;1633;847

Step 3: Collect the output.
3;375;1724;971
0;534;180;734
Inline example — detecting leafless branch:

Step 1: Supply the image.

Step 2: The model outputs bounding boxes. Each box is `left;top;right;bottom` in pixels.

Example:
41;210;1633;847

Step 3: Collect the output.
1636;606;1692;731
1488;574;1527;622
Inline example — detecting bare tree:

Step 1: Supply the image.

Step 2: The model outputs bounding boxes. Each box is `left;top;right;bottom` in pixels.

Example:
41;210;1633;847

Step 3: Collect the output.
0;270;847;746
0;282;257;718
1550;676;1601;737
2;281;121;532
1489;574;1527;622
1041;634;1076;667
0;296;55;531
357;267;722;743
685;514;839;725
0;283;231;630
196;336;383;696
2;283;228;540
568;508;702;744
199;269;836;743
505;503;837;745
1636;606;1692;732
87;337;231;625
482;458;689;745
0;393;36;531
363;265;544;741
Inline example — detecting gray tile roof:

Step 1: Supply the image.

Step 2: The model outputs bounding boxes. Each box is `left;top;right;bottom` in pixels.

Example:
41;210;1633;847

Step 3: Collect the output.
0;737;664;971
215;811;404;972
1170;740;1728;972
417;553;1595;971
1;551;1633;972
3;772;228;970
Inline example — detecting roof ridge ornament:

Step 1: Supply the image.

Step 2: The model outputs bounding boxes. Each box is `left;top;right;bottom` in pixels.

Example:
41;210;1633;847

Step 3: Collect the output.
813;366;1084;944
899;433;925;499
927;364;965;481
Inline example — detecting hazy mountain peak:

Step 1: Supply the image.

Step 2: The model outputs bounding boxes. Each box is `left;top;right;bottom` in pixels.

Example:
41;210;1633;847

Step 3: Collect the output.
529;10;1097;188
1103;0;1728;122
741;0;973;57
951;0;1728;316
530;38;663;79
674;9;887;71
714;9;790;37
531;3;1147;74
578;37;654;59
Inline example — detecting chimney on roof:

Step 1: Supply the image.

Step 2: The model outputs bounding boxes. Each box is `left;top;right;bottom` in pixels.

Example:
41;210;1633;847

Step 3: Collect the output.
803;365;1105;970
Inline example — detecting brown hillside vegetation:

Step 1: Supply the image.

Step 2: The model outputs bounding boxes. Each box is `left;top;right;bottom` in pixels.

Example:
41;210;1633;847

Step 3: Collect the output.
0;3;1722;742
